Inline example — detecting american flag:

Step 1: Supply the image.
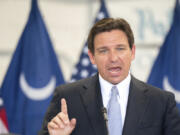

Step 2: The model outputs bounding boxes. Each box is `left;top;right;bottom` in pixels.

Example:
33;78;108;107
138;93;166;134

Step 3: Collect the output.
0;93;8;133
71;0;110;81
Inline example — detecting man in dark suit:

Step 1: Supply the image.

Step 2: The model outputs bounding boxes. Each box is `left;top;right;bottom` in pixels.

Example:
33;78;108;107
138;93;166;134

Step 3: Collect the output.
39;18;180;135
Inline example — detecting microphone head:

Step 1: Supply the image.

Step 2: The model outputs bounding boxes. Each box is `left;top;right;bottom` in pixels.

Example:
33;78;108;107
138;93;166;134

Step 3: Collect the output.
102;107;107;113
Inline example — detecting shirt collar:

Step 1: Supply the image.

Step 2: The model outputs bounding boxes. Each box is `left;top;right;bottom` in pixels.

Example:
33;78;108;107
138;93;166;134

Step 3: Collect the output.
99;73;131;107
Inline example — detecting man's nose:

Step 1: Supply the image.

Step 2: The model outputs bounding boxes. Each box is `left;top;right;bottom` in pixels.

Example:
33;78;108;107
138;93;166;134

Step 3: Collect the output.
109;50;118;62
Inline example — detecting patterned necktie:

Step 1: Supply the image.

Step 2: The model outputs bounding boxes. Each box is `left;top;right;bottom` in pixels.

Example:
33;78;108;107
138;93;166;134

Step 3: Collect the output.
107;86;122;135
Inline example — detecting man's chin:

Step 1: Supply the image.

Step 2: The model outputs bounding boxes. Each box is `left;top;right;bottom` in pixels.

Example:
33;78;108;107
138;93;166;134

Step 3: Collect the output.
108;77;123;85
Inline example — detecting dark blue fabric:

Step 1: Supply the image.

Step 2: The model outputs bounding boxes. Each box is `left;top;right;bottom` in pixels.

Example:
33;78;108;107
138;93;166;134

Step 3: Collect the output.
148;0;180;110
1;0;64;134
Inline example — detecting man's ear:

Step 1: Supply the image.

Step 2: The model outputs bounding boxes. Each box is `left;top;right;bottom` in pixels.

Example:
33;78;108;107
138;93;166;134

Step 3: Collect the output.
88;50;96;65
131;44;136;61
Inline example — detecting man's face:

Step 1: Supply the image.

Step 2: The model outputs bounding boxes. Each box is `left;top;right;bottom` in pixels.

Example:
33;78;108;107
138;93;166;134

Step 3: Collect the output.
88;29;135;84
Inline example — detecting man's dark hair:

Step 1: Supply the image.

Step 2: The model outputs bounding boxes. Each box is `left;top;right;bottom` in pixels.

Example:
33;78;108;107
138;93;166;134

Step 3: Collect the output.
87;18;134;54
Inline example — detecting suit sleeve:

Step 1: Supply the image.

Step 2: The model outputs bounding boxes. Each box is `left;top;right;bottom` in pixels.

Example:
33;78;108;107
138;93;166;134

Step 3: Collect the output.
164;93;180;135
38;87;63;135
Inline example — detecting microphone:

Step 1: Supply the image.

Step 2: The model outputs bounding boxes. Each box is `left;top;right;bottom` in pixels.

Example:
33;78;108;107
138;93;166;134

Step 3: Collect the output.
102;107;109;135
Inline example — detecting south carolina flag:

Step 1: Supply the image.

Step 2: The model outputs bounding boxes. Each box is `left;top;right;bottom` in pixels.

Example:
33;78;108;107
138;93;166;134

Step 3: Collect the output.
1;0;64;134
148;0;180;110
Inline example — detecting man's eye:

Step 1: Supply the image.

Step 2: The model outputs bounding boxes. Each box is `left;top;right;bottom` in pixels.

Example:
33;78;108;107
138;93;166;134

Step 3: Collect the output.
116;47;125;50
99;49;107;53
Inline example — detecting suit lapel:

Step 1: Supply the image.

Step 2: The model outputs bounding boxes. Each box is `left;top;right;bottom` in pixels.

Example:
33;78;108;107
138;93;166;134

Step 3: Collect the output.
79;74;108;135
123;76;150;135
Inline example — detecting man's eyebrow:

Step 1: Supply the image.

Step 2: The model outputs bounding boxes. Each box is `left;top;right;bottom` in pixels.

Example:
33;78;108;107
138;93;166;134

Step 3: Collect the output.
116;44;126;47
96;46;108;50
96;44;127;50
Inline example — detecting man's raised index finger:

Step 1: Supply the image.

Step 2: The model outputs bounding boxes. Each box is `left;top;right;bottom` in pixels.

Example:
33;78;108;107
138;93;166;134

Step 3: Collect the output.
61;98;68;114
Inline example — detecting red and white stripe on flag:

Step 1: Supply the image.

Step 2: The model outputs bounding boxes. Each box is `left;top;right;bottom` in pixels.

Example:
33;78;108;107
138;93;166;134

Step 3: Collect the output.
0;108;8;133
0;98;8;133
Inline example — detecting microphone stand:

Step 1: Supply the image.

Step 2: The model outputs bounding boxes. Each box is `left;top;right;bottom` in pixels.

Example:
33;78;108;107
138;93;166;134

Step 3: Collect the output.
102;107;109;135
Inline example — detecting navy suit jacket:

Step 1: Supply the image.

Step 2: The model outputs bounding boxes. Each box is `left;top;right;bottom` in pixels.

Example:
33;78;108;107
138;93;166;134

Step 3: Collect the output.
39;74;180;135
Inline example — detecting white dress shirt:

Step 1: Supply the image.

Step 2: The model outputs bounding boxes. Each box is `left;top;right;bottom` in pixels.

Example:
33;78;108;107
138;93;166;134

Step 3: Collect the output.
99;73;131;127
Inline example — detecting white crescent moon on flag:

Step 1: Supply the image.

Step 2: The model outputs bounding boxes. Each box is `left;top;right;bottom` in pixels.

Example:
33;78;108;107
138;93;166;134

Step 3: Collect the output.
163;76;180;103
20;73;56;100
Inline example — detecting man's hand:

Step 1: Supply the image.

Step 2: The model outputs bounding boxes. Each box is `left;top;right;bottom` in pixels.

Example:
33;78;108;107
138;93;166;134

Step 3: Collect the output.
48;98;76;135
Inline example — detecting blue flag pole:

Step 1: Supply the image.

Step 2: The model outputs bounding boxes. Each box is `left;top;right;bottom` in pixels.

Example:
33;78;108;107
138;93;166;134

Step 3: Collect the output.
148;0;180;110
1;0;64;134
71;0;110;81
